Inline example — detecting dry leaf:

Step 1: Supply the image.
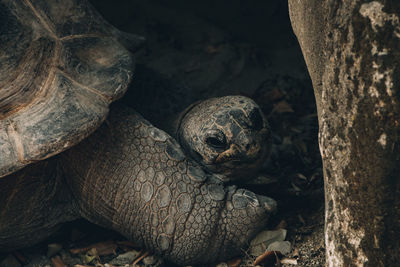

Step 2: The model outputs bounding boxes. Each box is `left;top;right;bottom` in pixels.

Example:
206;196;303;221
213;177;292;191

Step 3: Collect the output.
280;258;298;265
253;250;282;266
249;229;287;256
274;100;294;113
132;251;149;266
82;248;98;264
108;250;140;266
227;257;241;267
70;240;117;256
267;241;292;255
292;248;300;258
51;256;66;267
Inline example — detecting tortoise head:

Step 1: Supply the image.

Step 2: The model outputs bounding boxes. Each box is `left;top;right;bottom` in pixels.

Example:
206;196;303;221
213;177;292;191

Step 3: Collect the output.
176;95;271;182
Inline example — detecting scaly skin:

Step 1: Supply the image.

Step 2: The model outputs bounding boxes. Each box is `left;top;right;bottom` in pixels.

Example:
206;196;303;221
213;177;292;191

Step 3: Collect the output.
62;105;276;265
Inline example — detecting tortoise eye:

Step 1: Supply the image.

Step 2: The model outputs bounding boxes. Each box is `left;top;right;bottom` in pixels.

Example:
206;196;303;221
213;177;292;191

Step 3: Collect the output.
205;131;227;149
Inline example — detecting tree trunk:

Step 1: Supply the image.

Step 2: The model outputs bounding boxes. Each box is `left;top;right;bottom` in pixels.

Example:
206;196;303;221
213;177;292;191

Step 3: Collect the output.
288;1;400;266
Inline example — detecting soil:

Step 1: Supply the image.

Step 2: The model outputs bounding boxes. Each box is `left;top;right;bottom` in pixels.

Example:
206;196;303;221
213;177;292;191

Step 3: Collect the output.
0;1;325;266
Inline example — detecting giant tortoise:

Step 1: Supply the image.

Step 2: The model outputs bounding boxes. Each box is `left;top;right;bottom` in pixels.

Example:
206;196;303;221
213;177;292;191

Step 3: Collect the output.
0;0;276;265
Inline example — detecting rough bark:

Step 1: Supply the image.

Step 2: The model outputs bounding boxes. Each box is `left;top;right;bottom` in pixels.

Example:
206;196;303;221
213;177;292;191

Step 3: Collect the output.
288;1;400;266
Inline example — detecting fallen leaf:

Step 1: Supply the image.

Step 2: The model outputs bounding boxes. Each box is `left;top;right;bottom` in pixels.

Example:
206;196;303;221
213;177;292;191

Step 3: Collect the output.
281;258;298;265
291;182;302;192
227;257;241;267
249;229;287;256
70;240;117;256
70;247;90;254
292;248;300;258
51;256;66;267
296;173;307;181
298;214;306;225
82;248;99;264
267;241;292;255
142;255;161;266
274;100;294;113
253;250;282;266
108;250;140;266
132;251;149;266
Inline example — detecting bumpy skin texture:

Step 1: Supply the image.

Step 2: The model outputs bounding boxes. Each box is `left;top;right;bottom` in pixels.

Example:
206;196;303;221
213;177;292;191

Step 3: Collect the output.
62;106;276;265
176;96;271;181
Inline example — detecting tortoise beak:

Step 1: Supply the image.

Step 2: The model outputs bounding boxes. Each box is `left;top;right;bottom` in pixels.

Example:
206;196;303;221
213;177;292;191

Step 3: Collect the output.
215;143;243;164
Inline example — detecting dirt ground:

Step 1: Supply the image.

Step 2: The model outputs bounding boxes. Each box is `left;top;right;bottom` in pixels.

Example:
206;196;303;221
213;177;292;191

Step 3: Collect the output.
0;1;325;266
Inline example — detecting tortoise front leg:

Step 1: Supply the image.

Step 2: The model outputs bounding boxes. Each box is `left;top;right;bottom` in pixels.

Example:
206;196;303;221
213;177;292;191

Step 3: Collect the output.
62;105;276;265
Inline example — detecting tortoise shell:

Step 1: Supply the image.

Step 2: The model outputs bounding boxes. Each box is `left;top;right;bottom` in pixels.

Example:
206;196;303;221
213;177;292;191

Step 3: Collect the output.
0;0;134;177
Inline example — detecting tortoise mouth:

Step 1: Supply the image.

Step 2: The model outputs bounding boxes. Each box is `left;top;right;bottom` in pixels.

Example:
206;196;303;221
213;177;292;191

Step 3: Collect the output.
199;135;271;182
209;137;270;166
203;154;266;180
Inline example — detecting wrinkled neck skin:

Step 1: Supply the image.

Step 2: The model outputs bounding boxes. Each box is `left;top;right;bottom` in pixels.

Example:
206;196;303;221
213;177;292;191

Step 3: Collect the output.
62;104;275;265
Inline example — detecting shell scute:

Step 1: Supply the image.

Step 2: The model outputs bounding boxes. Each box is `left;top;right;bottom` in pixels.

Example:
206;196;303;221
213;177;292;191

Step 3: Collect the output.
0;0;134;177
